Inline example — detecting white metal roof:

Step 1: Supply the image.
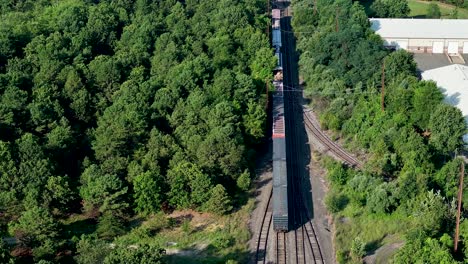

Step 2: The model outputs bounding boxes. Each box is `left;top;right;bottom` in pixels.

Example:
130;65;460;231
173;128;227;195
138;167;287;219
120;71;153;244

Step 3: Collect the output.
370;18;468;39
421;64;468;142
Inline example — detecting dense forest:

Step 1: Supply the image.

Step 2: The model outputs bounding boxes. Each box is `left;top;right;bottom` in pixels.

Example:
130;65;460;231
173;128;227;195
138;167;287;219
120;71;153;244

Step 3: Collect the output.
0;0;274;263
292;0;467;263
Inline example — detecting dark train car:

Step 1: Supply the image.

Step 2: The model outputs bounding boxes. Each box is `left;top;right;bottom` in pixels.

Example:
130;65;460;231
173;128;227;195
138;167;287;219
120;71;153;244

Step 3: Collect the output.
273;159;288;231
272;76;288;231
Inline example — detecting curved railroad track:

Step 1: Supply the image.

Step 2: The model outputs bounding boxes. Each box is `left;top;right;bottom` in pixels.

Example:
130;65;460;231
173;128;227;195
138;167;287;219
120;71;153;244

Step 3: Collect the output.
303;110;362;168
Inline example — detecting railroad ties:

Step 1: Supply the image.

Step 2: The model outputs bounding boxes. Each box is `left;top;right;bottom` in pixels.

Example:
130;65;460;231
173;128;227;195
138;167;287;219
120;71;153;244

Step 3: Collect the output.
255;191;273;264
276;232;287;264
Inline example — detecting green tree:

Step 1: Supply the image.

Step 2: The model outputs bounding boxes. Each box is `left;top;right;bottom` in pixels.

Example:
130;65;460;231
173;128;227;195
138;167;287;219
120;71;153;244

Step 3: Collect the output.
75;235;111;264
237;170;251;191
325;191;348;213
394;234;457;263
203;184;232;215
96;212;126;240
133;171;163;215
79;165;128;214
43;175;73;213
8;206;60;259
428;104;466;155
427;2;442;18
350;237;366;261
0;240;13;264
167;161;212;209
410;190;449;236
367;183;394;214
411;81;444;131
371;0;410;18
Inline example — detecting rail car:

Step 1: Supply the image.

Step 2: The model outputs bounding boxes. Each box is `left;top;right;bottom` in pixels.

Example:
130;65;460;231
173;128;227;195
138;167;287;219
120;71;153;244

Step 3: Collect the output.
271;8;289;232
272;80;288;232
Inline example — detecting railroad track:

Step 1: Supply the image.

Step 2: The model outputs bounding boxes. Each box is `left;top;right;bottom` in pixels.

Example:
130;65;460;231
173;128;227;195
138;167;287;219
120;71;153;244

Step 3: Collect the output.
303;110;361;168
304;221;324;264
255;190;273;264
283;7;325;264
276;232;287;264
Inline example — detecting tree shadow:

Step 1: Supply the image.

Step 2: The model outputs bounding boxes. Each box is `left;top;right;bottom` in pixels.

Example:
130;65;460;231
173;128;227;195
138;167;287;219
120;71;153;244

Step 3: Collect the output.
62;218;97;239
365;237;385;256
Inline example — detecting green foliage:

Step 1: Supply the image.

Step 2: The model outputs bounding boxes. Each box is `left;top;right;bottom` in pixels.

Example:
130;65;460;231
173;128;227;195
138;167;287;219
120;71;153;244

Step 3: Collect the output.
411;81;444;130
371;0;410;17
367;183;395;214
211;231;234;250
327;162;349;186
79;165;128;214
427;2;442;18
75;235;111;264
350;237;366;261
133;171;163;215
0;0;277;261
8;206;59;259
408;190;450;237
204;184;233;215
429;104;467;155
325;191;349;214
393;233;457;263
294;0;468;261
167;161;212;209
236;170;251;191
0;240;13;264
96;212;126;240
43;175;73;213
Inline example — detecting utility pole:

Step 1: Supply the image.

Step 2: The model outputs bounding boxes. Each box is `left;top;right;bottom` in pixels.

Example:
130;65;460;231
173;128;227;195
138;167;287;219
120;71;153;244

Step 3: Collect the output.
314;0;317;15
455;160;465;252
335;8;339;32
381;60;385;112
266;80;269;109
266;0;270;39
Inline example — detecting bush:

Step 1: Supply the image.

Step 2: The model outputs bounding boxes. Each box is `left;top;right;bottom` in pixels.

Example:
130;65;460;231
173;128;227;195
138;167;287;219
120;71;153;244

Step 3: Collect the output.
203;184;232;215
211;232;234;250
350;237;366;261
96;213;126;240
427;3;441;18
236;170;251;191
325;192;349;213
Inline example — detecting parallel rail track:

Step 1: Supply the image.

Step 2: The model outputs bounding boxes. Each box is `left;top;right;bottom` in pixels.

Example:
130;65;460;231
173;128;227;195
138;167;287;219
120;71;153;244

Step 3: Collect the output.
255;190;273;264
277;232;287;264
284;7;325;264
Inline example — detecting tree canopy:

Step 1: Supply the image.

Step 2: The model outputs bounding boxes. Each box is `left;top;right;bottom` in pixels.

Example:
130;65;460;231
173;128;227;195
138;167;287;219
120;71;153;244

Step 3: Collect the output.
293;0;467;262
0;0;273;262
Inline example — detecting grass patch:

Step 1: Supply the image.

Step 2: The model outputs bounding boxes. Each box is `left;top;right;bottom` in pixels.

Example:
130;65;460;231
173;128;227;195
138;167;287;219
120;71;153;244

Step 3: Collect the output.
334;204;409;263
112;199;256;264
408;0;468;19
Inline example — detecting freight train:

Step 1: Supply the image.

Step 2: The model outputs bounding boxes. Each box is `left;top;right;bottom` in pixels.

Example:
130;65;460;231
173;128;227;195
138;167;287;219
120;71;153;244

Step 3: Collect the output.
271;8;289;232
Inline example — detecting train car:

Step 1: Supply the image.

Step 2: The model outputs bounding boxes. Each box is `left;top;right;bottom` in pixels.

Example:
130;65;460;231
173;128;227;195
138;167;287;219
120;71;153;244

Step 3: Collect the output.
271;28;288;231
272;9;281;48
272;81;288;231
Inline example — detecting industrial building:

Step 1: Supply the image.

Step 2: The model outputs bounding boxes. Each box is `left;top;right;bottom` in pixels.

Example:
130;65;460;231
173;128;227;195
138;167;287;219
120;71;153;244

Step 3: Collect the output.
370;18;468;54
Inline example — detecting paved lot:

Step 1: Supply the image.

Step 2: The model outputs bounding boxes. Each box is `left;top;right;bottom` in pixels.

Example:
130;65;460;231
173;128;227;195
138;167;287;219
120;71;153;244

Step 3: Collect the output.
413;53;452;72
413;53;467;73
